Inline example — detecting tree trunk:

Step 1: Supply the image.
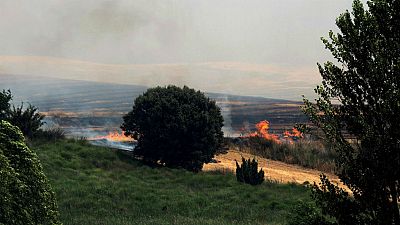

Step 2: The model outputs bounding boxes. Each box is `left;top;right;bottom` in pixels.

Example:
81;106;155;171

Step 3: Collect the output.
390;183;400;225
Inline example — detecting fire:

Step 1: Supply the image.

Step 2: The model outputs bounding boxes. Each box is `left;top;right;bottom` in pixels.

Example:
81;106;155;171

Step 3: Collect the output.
244;120;303;144
90;131;134;142
283;128;303;139
249;120;281;143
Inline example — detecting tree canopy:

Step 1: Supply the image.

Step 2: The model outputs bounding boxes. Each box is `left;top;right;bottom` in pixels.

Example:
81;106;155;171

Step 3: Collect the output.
121;85;224;172
303;0;400;224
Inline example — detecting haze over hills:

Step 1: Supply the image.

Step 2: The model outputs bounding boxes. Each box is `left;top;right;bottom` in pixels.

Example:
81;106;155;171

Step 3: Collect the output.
0;73;307;137
0;56;318;101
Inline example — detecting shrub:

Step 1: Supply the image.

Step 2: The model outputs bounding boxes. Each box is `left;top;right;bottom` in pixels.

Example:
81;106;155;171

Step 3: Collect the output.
8;103;45;138
288;201;335;225
34;126;67;141
0;89;45;137
0;121;61;224
236;157;265;185
121;85;224;172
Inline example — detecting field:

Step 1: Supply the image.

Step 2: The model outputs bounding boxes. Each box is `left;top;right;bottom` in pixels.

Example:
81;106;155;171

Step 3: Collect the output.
0;74;308;137
203;150;341;187
32;139;314;225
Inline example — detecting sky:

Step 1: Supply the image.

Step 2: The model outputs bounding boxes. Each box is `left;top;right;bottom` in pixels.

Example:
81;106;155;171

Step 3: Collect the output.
0;0;362;100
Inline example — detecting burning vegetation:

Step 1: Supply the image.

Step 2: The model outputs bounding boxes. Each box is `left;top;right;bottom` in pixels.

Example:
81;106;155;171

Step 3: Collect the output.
89;131;134;142
88;131;136;151
245;120;303;144
248;120;281;143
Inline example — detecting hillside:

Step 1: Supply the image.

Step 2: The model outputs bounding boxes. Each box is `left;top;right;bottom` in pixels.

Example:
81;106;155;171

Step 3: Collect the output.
0;74;308;137
204;150;341;187
32;139;313;225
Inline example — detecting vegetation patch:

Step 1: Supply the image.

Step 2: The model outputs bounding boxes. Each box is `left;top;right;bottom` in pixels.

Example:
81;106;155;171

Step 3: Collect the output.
226;137;336;173
33;139;313;225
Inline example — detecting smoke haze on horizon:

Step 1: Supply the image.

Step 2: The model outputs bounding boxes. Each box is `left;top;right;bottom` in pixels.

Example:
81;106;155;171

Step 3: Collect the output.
0;0;363;100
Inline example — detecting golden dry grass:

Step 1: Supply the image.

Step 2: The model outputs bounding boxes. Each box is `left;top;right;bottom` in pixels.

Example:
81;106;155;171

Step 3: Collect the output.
204;150;346;190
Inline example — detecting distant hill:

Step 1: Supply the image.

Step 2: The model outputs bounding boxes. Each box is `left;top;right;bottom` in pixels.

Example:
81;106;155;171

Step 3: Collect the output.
0;74;308;137
0;56;319;100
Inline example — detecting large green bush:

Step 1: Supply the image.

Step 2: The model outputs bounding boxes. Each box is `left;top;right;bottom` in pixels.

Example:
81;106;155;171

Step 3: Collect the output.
0;121;61;224
122;85;224;172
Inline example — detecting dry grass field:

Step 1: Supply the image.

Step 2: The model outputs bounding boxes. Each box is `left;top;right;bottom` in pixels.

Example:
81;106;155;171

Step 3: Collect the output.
204;150;344;189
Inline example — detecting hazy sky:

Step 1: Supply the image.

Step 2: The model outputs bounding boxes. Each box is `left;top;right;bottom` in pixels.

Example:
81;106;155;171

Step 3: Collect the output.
0;0;363;100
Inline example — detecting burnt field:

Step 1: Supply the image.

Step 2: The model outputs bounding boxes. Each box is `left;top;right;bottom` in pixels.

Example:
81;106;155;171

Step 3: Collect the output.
0;74;308;137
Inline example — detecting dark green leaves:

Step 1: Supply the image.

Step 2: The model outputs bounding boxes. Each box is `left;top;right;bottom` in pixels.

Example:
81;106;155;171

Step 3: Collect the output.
121;85;224;172
235;157;264;185
303;0;400;224
0;121;61;224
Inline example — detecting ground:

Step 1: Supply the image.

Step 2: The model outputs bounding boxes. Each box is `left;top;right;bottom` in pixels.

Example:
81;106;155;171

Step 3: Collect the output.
204;150;343;188
33;139;316;225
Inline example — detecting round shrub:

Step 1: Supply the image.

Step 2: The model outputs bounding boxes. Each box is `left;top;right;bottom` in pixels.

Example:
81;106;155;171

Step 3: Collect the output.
0;120;61;224
122;86;224;172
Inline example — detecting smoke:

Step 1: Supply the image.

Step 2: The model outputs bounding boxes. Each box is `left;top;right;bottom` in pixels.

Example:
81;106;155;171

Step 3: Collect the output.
0;0;357;66
0;0;362;101
217;95;234;137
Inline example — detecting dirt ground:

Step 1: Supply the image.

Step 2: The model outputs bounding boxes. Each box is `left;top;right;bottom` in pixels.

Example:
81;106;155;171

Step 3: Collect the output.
203;150;345;188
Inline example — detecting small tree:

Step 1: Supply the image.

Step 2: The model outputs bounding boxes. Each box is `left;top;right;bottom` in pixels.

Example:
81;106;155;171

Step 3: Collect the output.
121;85;224;172
0;121;61;224
303;0;400;224
0;89;12;120
236;157;265;185
0;90;45;137
8;103;45;138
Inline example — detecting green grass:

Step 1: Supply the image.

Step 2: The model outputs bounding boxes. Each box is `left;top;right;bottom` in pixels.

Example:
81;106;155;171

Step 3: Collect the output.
32;139;313;225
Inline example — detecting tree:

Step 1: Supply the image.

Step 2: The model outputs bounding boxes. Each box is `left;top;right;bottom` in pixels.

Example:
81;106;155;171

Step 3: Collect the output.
0;121;61;224
8;103;45;138
0;89;45;137
121;85;224;172
0;89;12;120
303;0;400;224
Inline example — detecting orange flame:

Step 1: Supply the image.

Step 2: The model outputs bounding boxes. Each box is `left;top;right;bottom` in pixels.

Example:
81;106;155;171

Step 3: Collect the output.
283;128;303;144
283;128;303;139
90;131;134;142
249;120;281;143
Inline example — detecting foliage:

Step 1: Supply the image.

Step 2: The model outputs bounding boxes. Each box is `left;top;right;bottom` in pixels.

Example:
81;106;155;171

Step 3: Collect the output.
32;138;313;224
0;121;61;224
236;157;265;185
303;0;400;224
8;103;45;138
311;175;371;225
122;85;224;172
226;137;336;173
0;89;12;120
288;200;335;225
0;89;45;137
34;126;67;141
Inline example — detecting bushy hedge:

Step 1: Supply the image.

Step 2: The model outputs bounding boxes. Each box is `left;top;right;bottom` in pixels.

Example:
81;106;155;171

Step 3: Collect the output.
0;121;61;224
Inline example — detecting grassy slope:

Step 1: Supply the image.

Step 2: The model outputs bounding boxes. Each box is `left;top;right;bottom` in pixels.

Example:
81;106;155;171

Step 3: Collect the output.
32;139;313;225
